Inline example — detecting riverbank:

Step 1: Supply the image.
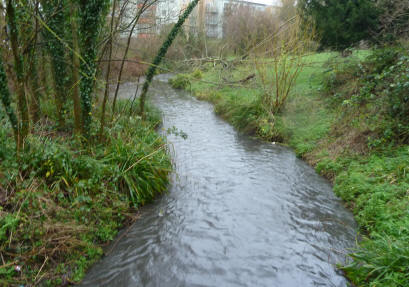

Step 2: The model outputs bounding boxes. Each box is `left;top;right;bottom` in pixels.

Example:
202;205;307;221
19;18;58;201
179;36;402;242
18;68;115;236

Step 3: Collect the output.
176;49;409;286
0;102;171;286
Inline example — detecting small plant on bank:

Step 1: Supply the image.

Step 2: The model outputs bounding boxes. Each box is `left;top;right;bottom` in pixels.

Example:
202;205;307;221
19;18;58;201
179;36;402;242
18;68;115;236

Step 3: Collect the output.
191;69;203;79
169;74;191;89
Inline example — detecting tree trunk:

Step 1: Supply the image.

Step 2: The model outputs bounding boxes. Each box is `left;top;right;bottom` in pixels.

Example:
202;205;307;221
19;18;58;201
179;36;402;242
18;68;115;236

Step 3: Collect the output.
40;0;67;129
28;54;41;124
78;0;108;137
139;0;200;118
111;0;153;115
70;2;82;134
99;0;117;139
27;2;41;124
0;56;19;143
6;0;29;151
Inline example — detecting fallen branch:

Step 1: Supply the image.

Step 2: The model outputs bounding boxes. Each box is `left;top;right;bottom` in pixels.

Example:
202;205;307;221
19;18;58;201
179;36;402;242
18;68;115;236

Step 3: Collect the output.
223;73;256;85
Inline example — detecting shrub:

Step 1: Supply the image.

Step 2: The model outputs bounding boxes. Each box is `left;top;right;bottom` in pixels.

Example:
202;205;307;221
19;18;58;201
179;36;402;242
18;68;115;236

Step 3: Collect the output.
322;47;409;145
191;69;203;79
169;74;191;89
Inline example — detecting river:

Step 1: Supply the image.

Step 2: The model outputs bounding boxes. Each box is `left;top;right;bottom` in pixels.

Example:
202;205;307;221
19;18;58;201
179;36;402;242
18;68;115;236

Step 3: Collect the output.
80;75;356;287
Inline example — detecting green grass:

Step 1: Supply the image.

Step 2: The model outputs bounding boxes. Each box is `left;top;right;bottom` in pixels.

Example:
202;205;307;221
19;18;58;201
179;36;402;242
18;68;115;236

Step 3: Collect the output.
0;101;171;286
185;49;409;286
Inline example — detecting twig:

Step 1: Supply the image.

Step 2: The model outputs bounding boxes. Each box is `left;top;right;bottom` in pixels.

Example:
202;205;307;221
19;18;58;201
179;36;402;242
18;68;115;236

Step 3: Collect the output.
0;260;17;269
34;256;48;283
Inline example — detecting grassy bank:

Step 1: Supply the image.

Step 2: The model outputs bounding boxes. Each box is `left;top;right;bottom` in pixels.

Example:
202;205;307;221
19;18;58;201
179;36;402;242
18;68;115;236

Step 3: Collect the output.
175;49;409;286
0;102;171;286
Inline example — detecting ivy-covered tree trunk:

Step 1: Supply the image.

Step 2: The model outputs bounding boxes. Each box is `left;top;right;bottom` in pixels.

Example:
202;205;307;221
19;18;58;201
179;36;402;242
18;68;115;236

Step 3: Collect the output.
0;56;19;143
70;2;82;134
138;0;200;117
6;0;29;150
41;0;68;129
78;0;109;136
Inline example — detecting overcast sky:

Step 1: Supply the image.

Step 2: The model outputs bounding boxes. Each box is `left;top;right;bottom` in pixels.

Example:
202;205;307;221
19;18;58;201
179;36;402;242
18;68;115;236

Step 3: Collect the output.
250;0;280;5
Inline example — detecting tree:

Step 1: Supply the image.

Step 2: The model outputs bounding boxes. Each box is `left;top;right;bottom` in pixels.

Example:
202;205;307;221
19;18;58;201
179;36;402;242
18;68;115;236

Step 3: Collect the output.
0;56;18;142
70;1;82;134
224;4;279;55
6;0;30;151
298;0;379;50
41;0;69;128
78;0;110;136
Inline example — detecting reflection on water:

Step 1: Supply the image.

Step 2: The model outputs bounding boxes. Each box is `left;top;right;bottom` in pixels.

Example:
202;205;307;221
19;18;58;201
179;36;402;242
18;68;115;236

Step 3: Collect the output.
80;75;356;287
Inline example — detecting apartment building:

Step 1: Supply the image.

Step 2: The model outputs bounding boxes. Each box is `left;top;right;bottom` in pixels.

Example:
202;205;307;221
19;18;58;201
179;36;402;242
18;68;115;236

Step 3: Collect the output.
119;0;158;38
122;0;273;39
201;0;270;38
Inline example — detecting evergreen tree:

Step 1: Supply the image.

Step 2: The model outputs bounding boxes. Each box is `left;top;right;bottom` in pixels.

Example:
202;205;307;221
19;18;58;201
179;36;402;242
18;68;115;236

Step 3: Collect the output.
298;0;378;50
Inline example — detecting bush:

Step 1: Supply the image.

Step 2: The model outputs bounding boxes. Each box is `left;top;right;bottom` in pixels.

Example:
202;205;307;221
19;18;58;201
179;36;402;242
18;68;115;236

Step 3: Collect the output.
322;47;409;146
191;69;203;79
169;74;190;89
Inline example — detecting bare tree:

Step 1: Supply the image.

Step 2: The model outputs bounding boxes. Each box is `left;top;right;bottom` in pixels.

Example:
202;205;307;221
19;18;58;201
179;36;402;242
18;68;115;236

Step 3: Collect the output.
252;16;315;115
99;0;117;138
224;4;280;55
111;0;159;115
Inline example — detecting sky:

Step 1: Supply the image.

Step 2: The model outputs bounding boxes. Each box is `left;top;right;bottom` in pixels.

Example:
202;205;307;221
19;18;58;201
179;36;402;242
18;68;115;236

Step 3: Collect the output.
249;0;280;5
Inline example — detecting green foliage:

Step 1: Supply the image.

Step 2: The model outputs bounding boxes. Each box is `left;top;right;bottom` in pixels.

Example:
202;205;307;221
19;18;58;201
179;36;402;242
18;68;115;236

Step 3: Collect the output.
0;104;170;285
298;0;378;50
191;68;283;141
169;74;191;89
323;47;409;145
191;69;203;79
190;53;336;141
1;1;177;284
168;70;203;90
306;49;409;286
323;148;409;286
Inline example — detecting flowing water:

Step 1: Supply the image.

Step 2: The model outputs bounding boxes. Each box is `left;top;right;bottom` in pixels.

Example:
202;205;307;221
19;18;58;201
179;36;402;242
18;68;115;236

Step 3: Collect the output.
81;75;356;287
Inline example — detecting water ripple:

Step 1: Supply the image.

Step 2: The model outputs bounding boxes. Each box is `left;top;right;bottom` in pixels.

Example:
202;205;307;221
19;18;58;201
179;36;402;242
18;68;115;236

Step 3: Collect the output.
80;78;356;287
